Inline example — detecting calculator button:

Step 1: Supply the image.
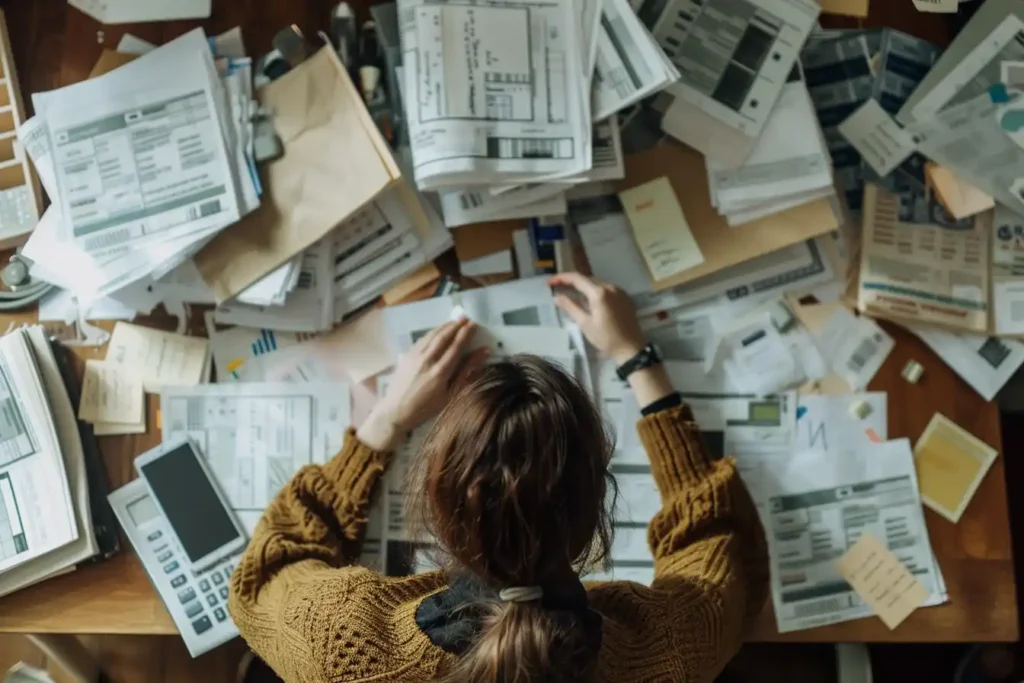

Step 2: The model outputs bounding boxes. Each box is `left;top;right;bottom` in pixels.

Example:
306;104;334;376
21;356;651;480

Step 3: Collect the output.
223;567;233;580
199;579;211;592
157;551;173;563
185;601;204;619
214;608;227;623
219;587;229;601
212;572;224;586
171;575;187;589
153;544;168;553
177;588;196;605
192;615;213;634
147;531;162;542
163;561;179;574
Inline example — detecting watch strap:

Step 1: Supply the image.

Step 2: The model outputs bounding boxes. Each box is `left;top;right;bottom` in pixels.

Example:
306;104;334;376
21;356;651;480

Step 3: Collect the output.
615;343;663;382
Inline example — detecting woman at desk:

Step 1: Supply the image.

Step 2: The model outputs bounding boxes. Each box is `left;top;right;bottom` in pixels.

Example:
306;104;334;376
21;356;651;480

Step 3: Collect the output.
228;273;769;683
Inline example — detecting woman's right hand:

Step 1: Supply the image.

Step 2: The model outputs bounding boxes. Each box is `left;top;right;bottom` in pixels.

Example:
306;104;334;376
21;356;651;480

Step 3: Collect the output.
549;272;646;364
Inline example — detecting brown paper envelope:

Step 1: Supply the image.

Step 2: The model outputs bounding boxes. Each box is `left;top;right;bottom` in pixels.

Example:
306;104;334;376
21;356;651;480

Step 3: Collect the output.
382;263;442;305
89;50;139;78
816;0;869;17
452;219;525;262
616;142;839;292
195;47;401;302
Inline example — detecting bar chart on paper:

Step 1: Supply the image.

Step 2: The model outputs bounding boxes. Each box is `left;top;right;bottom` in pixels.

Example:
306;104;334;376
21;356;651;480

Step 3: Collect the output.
0;473;28;561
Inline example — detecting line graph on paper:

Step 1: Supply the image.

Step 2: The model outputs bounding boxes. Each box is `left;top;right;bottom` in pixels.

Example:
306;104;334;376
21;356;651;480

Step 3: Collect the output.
0;473;28;561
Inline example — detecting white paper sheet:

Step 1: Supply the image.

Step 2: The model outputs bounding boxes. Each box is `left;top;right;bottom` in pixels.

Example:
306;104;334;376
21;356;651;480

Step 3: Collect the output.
909;324;1024;401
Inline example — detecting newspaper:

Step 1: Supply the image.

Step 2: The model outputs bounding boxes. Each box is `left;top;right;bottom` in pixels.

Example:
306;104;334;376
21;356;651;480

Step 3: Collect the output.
160;382;350;534
643;0;820;167
765;439;946;633
398;0;590;189
858;184;992;332
992;203;1024;334
31;29;241;257
592;0;680;121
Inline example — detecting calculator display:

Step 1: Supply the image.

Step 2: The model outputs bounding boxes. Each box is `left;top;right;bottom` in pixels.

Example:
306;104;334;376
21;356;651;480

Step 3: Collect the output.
139;443;241;565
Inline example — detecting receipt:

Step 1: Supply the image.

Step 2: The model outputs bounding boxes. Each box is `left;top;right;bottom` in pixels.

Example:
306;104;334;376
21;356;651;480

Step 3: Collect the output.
78;360;144;425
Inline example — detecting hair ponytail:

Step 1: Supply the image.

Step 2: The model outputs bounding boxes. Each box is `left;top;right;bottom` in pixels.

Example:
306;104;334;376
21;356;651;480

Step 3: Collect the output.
446;600;599;683
407;357;615;683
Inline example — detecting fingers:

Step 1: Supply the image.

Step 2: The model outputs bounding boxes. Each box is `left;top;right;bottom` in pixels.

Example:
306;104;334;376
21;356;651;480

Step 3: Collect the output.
421;319;467;360
553;293;588;325
434;320;478;374
548;272;604;301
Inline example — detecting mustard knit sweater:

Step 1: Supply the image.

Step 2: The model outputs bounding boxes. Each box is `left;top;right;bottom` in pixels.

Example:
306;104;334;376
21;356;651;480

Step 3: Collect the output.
229;406;770;682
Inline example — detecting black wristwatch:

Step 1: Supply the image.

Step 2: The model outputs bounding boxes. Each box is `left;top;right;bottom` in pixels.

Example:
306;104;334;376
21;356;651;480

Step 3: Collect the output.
615;343;663;382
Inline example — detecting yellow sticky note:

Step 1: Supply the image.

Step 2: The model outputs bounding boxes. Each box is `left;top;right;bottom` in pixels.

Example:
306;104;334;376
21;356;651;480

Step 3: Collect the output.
619;177;705;281
836;533;929;630
78;360;145;426
914;413;998;523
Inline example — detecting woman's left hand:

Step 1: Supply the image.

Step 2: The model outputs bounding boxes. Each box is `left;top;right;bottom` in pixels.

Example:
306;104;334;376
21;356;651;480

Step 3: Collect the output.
357;318;488;451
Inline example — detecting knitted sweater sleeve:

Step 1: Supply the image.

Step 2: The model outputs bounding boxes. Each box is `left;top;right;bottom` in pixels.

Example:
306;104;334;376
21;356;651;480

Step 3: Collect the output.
228;429;395;680
635;405;770;672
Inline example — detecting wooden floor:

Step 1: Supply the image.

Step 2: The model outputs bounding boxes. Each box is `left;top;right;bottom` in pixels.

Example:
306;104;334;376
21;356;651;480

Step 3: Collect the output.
0;634;248;682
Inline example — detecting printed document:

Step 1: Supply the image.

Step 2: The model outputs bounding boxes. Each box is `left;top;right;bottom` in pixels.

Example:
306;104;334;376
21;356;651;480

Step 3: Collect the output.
858;185;991;332
908;324;1024;401
398;0;590;189
161;382;350;534
32;29;241;256
765;439;945;633
644;0;820;166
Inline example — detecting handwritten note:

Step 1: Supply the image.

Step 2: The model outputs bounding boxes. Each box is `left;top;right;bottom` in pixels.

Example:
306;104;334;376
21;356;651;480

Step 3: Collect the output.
835;533;929;630
619;177;705;281
78;360;144;425
106;322;210;393
914;413;998;523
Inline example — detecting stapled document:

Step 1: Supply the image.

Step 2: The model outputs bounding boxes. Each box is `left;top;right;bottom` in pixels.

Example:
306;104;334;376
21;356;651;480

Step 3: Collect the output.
78;360;144;426
619;177;705;281
835;533;930;630
914;413;999;523
106;322;211;393
838;100;918;177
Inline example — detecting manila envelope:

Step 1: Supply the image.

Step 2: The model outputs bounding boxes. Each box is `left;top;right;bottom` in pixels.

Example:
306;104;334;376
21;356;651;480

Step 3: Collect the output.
89;50;138;78
195;46;402;302
616;142;839;292
816;0;869;17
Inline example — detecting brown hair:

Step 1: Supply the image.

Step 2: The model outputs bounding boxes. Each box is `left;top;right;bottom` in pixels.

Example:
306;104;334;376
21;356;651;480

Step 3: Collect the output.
406;355;615;683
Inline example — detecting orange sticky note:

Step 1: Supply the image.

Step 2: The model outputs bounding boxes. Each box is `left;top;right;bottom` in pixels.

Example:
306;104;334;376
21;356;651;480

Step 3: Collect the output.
835;533;929;630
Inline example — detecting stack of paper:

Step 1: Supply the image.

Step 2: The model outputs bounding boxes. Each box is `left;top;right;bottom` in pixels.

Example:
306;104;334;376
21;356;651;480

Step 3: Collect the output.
19;29;260;309
0;327;100;599
397;0;677;226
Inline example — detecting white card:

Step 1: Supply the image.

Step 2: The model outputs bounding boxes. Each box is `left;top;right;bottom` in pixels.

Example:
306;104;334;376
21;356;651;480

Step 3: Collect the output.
838;100;918;177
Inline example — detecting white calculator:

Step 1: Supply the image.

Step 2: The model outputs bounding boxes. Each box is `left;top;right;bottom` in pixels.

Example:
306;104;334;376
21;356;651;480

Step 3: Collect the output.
108;437;247;657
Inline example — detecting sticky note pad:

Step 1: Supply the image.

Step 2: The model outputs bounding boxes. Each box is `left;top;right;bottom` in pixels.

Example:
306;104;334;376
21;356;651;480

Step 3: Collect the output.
78;360;145;425
836;533;929;630
619;177;705;281
913;413;998;523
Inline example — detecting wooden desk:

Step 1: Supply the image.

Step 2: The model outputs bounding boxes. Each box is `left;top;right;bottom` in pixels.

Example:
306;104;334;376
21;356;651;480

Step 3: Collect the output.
0;0;1016;646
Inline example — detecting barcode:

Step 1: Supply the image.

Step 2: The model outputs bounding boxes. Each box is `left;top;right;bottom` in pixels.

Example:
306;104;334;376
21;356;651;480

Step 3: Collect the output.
485;72;530;84
199;199;222;218
83;227;132;252
847;337;879;373
486;137;572;159
459;192;485;211
297;271;314;290
792;596;847;618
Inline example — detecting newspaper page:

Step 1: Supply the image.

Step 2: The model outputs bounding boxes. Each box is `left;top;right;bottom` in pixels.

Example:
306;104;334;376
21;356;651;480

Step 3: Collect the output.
592;0;679;121
765;439;945;633
992;203;1024;334
32;29;241;257
0;332;79;574
160;382;350;534
642;0;820;167
858;184;992;332
399;0;590;189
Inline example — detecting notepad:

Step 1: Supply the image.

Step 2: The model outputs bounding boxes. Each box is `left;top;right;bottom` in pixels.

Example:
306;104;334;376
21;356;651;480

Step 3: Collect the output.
78;360;144;425
619;177;705;281
914;413;998;523
836;533;929;630
106;322;211;393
